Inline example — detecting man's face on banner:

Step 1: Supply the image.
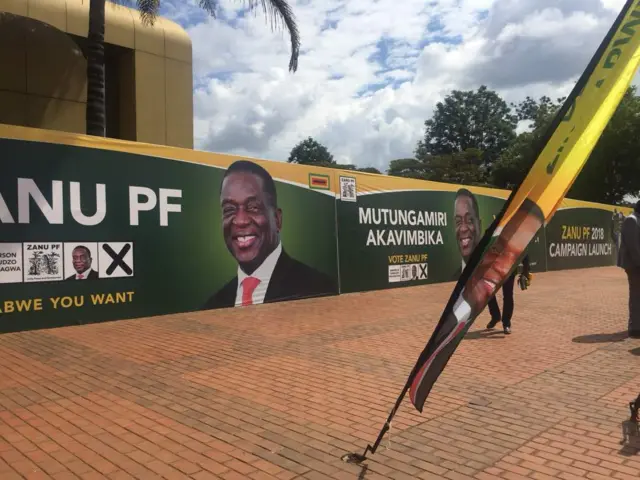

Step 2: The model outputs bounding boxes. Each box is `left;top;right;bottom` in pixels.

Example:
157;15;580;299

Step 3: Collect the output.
455;194;481;262
463;206;543;313
72;247;92;274
221;171;282;273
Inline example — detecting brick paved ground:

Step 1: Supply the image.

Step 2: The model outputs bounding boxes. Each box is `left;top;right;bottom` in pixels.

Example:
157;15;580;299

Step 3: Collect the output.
0;266;639;480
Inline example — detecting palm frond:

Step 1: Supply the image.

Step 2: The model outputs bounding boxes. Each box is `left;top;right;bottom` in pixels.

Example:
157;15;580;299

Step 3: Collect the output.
113;0;299;71
108;0;161;26
137;0;161;26
199;0;300;72
198;0;220;18
250;0;300;72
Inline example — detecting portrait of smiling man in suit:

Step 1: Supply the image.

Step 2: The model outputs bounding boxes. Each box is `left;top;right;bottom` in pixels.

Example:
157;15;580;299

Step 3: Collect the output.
65;245;98;280
452;188;482;280
202;160;337;309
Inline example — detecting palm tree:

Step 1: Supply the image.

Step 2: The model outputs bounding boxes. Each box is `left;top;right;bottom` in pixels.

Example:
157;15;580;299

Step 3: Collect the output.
85;0;300;137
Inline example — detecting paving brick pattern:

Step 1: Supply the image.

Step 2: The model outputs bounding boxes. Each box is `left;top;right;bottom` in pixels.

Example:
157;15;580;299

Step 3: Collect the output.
0;266;638;479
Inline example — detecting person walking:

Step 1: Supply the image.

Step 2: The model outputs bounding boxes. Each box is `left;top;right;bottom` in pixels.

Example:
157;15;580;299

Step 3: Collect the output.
618;201;640;338
612;209;621;256
486;255;531;335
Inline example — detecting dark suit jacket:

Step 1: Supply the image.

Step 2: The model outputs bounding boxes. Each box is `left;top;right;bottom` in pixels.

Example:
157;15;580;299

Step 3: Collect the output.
65;269;98;280
618;214;640;270
203;250;338;310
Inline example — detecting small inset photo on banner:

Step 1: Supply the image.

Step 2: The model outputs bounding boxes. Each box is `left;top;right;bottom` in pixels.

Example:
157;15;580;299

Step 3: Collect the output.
64;243;99;280
23;242;64;283
339;176;357;202
0;243;24;284
388;265;402;283
98;242;134;279
400;264;412;282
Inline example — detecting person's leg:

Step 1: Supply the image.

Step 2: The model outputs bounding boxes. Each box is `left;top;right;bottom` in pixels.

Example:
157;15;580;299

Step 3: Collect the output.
629;269;640;338
486;296;501;329
501;272;516;333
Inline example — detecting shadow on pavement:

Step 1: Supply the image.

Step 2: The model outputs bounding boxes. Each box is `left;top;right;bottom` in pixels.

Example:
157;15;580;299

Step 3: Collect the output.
630;347;640;356
619;420;640;456
465;329;506;340
572;331;628;344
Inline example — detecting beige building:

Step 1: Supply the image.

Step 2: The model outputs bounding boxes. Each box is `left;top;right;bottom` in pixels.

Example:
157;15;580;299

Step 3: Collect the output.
0;0;194;148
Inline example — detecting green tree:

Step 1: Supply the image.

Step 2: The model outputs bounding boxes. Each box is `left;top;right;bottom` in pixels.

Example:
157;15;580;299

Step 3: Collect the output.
420;149;487;186
570;87;640;204
416;86;518;171
512;95;566;130
86;0;300;137
324;164;381;173
492;88;640;204
334;163;355;170
357;167;382;174
288;137;334;165
387;158;429;179
490;132;537;189
388;149;487;186
491;95;564;189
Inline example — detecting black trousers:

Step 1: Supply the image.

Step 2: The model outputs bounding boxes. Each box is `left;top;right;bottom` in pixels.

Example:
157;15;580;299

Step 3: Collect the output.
488;271;517;328
627;268;640;337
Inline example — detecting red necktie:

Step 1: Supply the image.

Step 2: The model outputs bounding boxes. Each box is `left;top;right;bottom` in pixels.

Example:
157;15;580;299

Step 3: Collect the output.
78;274;84;279
241;277;261;306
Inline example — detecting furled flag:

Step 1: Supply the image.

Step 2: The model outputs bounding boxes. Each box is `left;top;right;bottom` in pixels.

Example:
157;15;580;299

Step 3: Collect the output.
409;0;640;412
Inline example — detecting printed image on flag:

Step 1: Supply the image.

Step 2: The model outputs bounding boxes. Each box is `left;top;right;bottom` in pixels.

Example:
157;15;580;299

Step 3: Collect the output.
410;199;544;408
407;0;640;413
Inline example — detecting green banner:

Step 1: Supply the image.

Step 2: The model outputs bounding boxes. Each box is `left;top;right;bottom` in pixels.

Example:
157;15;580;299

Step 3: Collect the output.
337;186;546;294
0;130;629;334
545;207;620;271
0;138;339;333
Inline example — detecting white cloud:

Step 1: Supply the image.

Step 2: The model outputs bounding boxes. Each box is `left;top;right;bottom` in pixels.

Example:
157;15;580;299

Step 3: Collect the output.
161;0;640;170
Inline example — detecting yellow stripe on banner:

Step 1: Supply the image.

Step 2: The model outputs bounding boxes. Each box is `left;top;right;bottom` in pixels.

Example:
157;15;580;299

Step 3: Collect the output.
0;124;341;194
497;0;640;230
559;197;633;214
352;171;512;198
0;120;634;214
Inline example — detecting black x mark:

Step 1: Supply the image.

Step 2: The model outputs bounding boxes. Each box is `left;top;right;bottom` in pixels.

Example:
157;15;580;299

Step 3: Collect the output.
103;243;133;276
418;263;428;279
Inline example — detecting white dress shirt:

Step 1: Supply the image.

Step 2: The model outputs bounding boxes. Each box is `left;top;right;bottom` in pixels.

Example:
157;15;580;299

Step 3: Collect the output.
453;289;472;323
455;259;473;322
235;242;282;306
74;269;95;280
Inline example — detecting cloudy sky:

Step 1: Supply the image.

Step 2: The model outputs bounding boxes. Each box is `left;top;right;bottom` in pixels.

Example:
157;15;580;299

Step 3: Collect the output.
159;0;636;171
